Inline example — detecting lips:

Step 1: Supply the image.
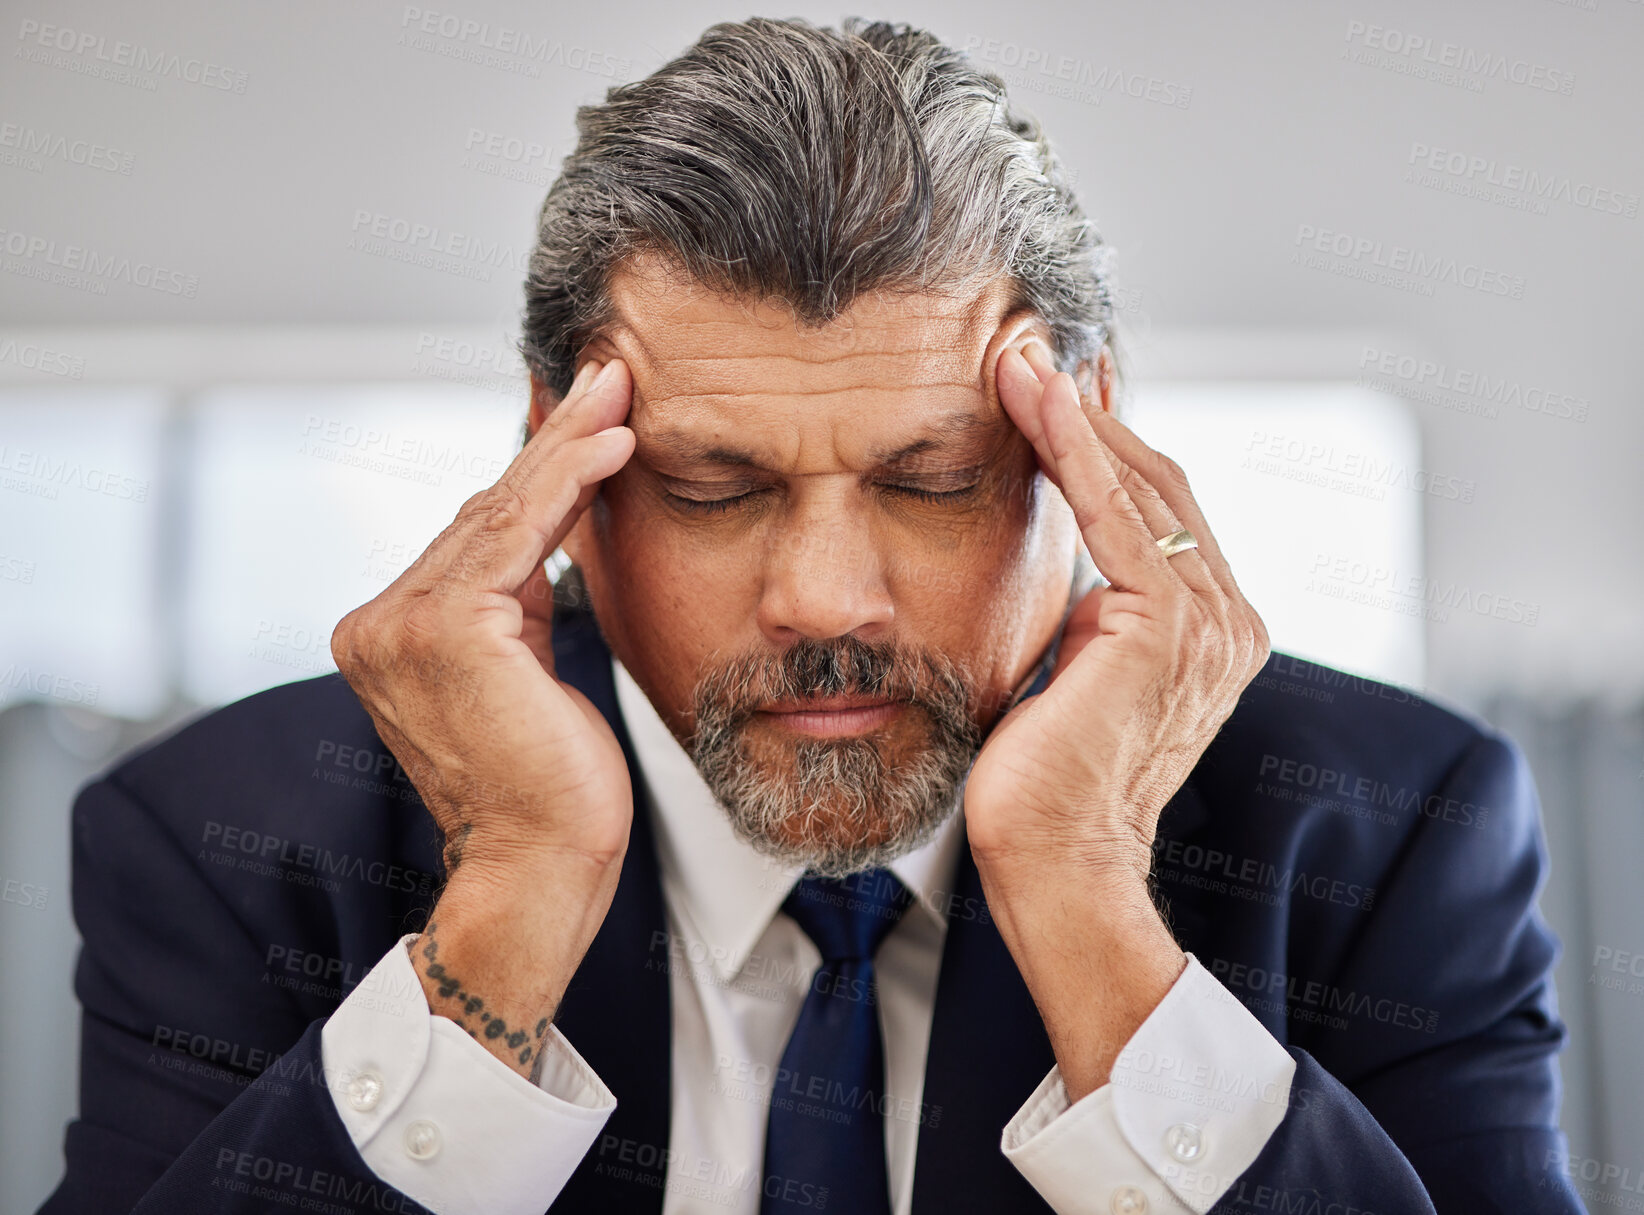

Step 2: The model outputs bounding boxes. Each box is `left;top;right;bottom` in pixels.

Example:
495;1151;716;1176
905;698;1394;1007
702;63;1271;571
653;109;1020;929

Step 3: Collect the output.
762;694;898;713
755;695;907;738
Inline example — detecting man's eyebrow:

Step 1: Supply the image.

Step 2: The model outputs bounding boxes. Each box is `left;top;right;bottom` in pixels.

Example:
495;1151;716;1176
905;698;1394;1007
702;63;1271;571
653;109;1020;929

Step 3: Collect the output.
641;411;997;470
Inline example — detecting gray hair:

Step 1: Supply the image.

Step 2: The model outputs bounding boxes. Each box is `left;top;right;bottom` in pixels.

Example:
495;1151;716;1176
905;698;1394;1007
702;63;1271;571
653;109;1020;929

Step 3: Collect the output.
517;15;1126;410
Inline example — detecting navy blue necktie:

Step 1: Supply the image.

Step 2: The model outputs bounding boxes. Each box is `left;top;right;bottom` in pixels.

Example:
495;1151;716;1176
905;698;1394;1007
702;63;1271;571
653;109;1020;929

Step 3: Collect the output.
760;868;914;1215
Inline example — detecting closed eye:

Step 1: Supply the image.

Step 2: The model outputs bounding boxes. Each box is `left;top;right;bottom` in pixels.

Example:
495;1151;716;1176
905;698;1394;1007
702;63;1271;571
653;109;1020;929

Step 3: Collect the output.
663;482;981;515
880;483;981;505
664;489;764;515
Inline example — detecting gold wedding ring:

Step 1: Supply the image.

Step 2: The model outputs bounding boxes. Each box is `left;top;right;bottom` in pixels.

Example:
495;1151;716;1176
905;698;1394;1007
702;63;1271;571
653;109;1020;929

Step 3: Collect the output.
1155;528;1199;559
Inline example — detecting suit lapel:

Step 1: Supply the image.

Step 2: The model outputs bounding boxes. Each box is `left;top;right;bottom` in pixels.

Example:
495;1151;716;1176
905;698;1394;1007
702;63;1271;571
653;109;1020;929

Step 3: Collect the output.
911;838;1058;1214
912;649;1062;1213
542;604;674;1215
910;646;1216;1213
1149;778;1211;956
910;779;1213;1215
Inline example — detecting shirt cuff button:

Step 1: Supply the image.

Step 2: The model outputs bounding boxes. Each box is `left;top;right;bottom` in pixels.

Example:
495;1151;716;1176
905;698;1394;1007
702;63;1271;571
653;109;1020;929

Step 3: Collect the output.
404;1119;442;1161
1110;1185;1148;1214
346;1069;383;1113
1165;1122;1204;1162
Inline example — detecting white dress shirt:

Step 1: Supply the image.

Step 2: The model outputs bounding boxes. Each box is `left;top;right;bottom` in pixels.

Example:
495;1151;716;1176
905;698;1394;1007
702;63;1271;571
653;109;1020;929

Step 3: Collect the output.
320;655;1297;1214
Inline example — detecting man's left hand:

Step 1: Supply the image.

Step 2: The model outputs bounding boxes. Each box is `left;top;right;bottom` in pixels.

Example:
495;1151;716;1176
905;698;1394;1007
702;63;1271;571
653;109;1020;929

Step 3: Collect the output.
964;339;1271;1100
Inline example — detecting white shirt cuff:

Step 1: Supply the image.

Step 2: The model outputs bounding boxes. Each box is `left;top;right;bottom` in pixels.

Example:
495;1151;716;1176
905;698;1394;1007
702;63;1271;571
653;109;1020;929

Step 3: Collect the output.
1001;951;1296;1214
319;932;618;1215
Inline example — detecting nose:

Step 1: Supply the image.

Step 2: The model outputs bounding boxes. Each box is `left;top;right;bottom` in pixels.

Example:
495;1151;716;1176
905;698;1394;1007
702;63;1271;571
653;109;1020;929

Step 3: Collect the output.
755;491;894;644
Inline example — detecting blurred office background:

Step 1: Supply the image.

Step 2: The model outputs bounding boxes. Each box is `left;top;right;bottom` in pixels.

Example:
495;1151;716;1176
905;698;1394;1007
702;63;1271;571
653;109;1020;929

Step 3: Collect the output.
2;1;1641;1210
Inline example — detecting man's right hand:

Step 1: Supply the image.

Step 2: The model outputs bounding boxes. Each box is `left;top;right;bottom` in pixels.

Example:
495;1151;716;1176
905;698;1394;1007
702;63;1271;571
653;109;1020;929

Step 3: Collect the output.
330;355;636;1081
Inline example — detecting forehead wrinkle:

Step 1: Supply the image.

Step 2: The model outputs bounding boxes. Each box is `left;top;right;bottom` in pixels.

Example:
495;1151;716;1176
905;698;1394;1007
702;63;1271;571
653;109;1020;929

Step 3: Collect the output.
637;405;1004;474
604;299;984;360
630;373;984;405
604;332;984;405
596;276;1004;398
604;257;1001;339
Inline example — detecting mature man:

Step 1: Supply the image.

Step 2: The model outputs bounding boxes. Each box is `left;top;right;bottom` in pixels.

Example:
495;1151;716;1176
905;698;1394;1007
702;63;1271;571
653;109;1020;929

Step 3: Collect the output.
42;16;1584;1215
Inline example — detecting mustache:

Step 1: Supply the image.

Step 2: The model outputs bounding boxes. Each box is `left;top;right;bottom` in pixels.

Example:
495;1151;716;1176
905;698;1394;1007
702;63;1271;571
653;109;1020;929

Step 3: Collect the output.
689;633;980;730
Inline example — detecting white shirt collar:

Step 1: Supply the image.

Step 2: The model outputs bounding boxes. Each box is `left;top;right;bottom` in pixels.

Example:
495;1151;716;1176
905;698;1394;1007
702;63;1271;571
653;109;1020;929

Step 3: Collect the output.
611;655;966;983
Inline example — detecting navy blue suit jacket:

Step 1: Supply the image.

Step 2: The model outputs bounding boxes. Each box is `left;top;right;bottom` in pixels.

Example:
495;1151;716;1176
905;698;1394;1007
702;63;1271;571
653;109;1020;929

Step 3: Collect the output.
40;596;1588;1214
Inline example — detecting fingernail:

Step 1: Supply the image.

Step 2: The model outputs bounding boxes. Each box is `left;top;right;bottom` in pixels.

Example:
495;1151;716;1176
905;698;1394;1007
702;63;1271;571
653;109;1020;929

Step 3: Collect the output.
591;360;620;390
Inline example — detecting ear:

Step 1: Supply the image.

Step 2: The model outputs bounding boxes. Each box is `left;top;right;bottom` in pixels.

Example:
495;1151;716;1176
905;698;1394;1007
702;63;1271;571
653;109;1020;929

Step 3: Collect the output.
984;309;1059;411
1073;346;1116;415
527;372;554;438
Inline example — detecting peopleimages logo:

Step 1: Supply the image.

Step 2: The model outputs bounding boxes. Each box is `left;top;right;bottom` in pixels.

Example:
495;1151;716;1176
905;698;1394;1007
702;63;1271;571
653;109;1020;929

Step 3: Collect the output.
1293;224;1525;299
199;820;436;896
960;35;1193;109
0;121;135;174
1306;551;1541;628
1153;838;1376;911
0;665;100;707
1241;429;1476;503
397;7;630;80
1407;143;1638;218
298;412;508;488
1257;751;1492;830
1342;20;1574;96
0;227;199;297
410;331;527;395
0;338;85;379
348;210;531;276
1357;346;1590;424
14;18;250;93
1211;957;1440;1034
459;128;556;187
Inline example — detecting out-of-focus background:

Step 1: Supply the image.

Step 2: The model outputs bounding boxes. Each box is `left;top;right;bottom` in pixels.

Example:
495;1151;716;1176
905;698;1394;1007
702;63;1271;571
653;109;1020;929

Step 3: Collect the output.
1;1;1640;1210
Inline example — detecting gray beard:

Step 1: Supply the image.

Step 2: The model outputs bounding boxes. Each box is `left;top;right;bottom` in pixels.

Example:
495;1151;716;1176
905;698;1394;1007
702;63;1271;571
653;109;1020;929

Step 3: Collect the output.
688;635;984;879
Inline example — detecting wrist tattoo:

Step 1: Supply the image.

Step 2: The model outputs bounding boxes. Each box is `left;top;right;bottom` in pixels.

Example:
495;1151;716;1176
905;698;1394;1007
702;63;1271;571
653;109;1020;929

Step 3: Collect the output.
442;822;473;874
416;921;553;1078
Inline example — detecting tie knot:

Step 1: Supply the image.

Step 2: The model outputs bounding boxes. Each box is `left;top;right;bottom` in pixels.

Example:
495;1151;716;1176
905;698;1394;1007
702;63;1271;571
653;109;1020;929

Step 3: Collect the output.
781;868;914;963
